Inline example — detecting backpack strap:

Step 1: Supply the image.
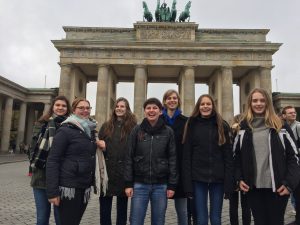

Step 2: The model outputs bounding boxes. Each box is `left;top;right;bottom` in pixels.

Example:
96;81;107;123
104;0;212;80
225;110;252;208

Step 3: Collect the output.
278;129;286;149
233;129;245;155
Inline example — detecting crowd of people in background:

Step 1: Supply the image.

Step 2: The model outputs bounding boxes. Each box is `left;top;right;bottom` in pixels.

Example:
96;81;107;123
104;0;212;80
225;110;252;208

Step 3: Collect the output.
26;87;300;225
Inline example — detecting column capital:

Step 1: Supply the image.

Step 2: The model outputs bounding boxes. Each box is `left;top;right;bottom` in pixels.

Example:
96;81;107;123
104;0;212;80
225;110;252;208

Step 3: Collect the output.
134;64;146;69
259;65;274;71
97;64;109;69
220;66;233;71
58;63;73;68
183;65;196;70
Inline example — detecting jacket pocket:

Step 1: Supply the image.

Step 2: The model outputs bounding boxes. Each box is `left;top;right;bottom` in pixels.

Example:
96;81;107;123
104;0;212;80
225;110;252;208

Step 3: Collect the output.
156;158;169;177
61;160;78;177
155;135;169;146
133;156;144;176
77;160;92;175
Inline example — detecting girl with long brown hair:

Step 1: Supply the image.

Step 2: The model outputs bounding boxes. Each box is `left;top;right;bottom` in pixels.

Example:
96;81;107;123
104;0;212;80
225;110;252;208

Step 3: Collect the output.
182;94;233;225
30;95;71;225
98;97;137;225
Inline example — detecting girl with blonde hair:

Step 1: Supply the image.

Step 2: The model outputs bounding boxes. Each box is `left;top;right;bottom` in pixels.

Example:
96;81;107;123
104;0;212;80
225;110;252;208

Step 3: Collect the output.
234;88;300;225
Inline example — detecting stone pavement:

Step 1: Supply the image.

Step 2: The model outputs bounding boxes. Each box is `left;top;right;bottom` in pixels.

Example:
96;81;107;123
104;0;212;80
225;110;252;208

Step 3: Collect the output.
0;158;296;225
0;153;28;165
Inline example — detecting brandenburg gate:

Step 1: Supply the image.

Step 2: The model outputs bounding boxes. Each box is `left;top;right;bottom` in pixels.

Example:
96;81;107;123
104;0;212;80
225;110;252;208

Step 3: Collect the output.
53;22;280;124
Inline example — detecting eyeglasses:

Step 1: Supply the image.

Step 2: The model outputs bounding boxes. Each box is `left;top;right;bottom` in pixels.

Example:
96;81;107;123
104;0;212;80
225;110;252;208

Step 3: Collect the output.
76;106;92;111
286;112;297;115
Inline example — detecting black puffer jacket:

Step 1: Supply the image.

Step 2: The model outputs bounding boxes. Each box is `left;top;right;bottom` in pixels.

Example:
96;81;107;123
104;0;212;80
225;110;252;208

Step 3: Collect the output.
162;113;187;198
124;118;178;190
46;123;97;199
182;115;234;195
234;120;300;192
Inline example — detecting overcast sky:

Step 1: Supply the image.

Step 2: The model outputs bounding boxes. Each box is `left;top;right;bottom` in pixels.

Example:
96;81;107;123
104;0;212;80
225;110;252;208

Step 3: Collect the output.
0;0;299;114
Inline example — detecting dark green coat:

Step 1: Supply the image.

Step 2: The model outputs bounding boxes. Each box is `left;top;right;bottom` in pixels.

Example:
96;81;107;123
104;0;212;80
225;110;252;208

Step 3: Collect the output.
30;122;47;189
99;121;130;197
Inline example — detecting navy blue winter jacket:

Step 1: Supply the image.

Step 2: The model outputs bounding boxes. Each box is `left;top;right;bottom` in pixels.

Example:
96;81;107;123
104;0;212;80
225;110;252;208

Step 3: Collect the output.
46;123;97;199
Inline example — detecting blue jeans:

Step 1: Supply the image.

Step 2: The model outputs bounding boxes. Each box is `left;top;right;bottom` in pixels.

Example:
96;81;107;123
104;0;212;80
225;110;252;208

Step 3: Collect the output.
130;183;167;225
193;181;224;225
174;198;188;225
33;188;61;225
291;193;296;209
99;196;128;225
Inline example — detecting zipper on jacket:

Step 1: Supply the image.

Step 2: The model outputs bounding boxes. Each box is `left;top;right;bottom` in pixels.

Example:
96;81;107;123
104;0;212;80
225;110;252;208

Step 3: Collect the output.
150;135;153;184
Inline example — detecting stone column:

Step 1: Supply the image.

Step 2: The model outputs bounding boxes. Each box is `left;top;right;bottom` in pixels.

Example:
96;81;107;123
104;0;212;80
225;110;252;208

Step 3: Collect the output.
16;102;27;152
134;65;147;122
43;103;51;116
0;96;3;132
259;66;272;97
181;66;195;116
25;106;36;145
221;67;234;123
58;64;73;101
95;65;109;128
0;97;13;153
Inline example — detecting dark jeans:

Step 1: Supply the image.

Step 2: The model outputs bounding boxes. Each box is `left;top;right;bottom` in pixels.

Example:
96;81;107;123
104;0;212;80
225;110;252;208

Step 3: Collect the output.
187;198;197;225
193;181;224;225
33;188;61;225
174;198;188;225
99;196;128;225
229;191;251;225
294;183;300;224
130;183;168;225
59;188;88;225
247;188;289;225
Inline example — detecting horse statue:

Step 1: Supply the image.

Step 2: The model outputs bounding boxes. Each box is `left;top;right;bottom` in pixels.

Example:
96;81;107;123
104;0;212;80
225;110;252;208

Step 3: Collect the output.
155;0;161;22
142;1;153;22
179;1;191;22
170;0;177;22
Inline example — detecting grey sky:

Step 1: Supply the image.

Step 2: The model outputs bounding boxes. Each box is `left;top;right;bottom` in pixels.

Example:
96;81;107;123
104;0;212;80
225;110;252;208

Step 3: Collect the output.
0;0;299;114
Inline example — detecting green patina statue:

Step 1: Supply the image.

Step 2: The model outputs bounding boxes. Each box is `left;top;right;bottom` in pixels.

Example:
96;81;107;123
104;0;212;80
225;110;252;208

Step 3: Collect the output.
179;1;191;22
143;1;153;22
143;0;190;22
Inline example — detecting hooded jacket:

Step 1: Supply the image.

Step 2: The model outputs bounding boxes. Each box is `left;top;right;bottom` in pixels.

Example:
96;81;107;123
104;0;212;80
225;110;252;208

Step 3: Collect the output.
233;120;300;192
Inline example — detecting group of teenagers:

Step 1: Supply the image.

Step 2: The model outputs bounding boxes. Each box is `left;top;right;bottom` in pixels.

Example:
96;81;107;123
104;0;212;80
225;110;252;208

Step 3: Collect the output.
29;87;300;225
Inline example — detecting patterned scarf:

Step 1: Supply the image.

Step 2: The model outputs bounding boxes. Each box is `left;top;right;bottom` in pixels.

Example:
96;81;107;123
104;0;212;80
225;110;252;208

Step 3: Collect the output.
62;114;97;138
59;114;99;203
31;115;66;169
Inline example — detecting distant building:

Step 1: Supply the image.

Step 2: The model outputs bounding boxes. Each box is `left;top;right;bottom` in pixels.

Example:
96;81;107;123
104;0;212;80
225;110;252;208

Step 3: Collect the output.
273;92;300;120
1;75;300;153
0;75;57;153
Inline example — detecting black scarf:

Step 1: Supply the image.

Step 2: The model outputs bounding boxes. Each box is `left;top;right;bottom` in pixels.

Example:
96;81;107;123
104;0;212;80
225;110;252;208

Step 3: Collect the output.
140;117;165;135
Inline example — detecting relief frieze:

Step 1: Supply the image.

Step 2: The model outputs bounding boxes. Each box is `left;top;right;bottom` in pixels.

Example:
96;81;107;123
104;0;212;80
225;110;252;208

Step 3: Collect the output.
140;29;191;40
60;49;270;61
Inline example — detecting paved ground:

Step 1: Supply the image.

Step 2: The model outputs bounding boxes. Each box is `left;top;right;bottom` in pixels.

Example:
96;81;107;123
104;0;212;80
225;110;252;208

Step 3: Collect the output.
0;154;296;224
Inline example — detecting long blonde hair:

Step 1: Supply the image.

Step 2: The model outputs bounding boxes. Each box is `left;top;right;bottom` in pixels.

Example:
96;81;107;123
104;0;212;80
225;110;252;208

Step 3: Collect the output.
242;88;282;132
183;94;226;145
